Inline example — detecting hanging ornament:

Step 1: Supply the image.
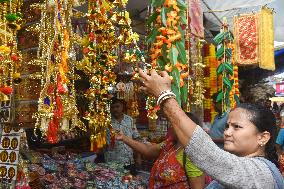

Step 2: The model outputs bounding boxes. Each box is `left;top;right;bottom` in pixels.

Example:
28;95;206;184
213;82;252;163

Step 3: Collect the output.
33;0;86;144
213;18;238;113
79;0;141;152
146;0;188;108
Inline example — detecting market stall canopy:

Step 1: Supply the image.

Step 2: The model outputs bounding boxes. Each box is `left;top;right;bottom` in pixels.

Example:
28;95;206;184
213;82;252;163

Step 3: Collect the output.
125;0;283;43
202;0;284;42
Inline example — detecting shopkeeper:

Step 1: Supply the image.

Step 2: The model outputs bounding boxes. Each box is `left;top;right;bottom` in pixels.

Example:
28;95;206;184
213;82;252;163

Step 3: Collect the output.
105;97;140;167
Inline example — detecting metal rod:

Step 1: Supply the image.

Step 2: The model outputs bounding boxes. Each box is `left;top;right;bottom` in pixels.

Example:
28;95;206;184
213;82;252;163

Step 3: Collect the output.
201;0;223;25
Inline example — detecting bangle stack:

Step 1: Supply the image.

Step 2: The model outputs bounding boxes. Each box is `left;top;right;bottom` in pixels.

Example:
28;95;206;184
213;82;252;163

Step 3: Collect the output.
156;90;176;106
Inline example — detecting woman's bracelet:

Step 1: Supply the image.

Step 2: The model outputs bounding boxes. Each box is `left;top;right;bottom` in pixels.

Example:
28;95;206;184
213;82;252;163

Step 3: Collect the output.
157;90;176;106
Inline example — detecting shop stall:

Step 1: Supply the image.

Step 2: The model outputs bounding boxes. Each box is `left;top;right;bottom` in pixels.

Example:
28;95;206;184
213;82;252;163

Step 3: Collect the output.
0;0;282;188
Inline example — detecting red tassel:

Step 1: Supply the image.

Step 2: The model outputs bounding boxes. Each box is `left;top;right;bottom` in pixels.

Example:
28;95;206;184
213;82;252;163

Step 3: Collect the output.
47;84;55;95
47;118;59;143
54;96;63;118
0;86;13;95
57;74;67;94
57;83;66;94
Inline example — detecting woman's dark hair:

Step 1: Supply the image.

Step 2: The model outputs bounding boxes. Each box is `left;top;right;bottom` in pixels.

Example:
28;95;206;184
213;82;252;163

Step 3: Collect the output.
237;103;278;167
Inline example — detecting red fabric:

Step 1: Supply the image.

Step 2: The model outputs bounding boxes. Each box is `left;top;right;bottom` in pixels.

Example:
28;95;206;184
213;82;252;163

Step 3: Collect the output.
189;0;204;38
149;137;190;189
234;14;259;65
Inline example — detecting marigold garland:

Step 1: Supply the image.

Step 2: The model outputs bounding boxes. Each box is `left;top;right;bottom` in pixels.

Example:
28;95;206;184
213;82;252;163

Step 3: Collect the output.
203;44;218;122
146;0;188;118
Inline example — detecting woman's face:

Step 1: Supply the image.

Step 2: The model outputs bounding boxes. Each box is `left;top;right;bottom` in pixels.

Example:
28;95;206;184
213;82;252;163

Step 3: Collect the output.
224;108;263;157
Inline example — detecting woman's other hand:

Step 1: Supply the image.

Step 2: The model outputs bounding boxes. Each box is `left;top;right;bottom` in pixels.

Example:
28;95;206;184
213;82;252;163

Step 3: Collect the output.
138;68;172;98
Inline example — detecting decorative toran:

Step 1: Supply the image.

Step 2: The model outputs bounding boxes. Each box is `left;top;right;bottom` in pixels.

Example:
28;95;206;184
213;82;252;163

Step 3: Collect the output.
79;0;141;152
146;0;188;119
213;18;239;113
33;0;86;143
0;0;24;103
191;37;205;107
203;44;218;122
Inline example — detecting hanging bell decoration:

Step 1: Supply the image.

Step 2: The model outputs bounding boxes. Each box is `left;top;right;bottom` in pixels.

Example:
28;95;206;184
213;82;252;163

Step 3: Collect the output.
13;72;22;85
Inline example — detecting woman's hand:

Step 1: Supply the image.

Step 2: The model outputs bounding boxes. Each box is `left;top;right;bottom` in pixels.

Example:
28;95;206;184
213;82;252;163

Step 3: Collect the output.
138;68;172;98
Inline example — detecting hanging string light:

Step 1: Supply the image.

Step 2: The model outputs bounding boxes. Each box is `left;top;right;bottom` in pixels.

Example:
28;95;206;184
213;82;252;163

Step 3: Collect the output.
33;0;86;144
79;0;142;152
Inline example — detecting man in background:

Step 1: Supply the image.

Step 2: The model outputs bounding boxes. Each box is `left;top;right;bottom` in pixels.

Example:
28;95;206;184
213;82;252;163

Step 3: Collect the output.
209;93;229;149
105;97;140;174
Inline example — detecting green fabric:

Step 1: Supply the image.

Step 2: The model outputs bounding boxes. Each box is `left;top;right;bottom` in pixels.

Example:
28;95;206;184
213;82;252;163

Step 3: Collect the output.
176;149;203;178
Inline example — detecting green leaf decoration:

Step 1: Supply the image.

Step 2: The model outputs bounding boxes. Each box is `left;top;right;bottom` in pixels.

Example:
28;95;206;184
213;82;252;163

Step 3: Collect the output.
224;62;233;75
176;40;187;65
213;32;225;46
216;91;223;102
225;91;230;105
179;11;187;25
177;0;187;10
161;7;167;26
152;0;165;7
0;0;9;3
172;83;181;106
157;58;165;70
225;48;232;58
230;79;235;88
223;31;230;40
169;46;179;66
178;25;185;42
146;11;159;26
228;33;234;41
162;44;168;61
216;46;224;59
223;76;232;89
224;31;234;41
172;67;181;106
216;63;225;75
172;67;180;89
180;82;188;105
147;28;159;44
5;13;18;22
234;94;240;105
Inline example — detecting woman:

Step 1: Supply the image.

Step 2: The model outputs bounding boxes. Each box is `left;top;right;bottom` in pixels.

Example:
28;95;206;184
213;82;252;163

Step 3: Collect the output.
276;124;284;176
139;69;284;189
115;112;205;189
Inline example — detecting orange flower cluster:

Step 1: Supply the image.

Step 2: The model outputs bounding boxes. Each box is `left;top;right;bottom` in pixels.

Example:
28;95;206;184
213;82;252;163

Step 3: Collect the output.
147;0;188;118
149;1;188;78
